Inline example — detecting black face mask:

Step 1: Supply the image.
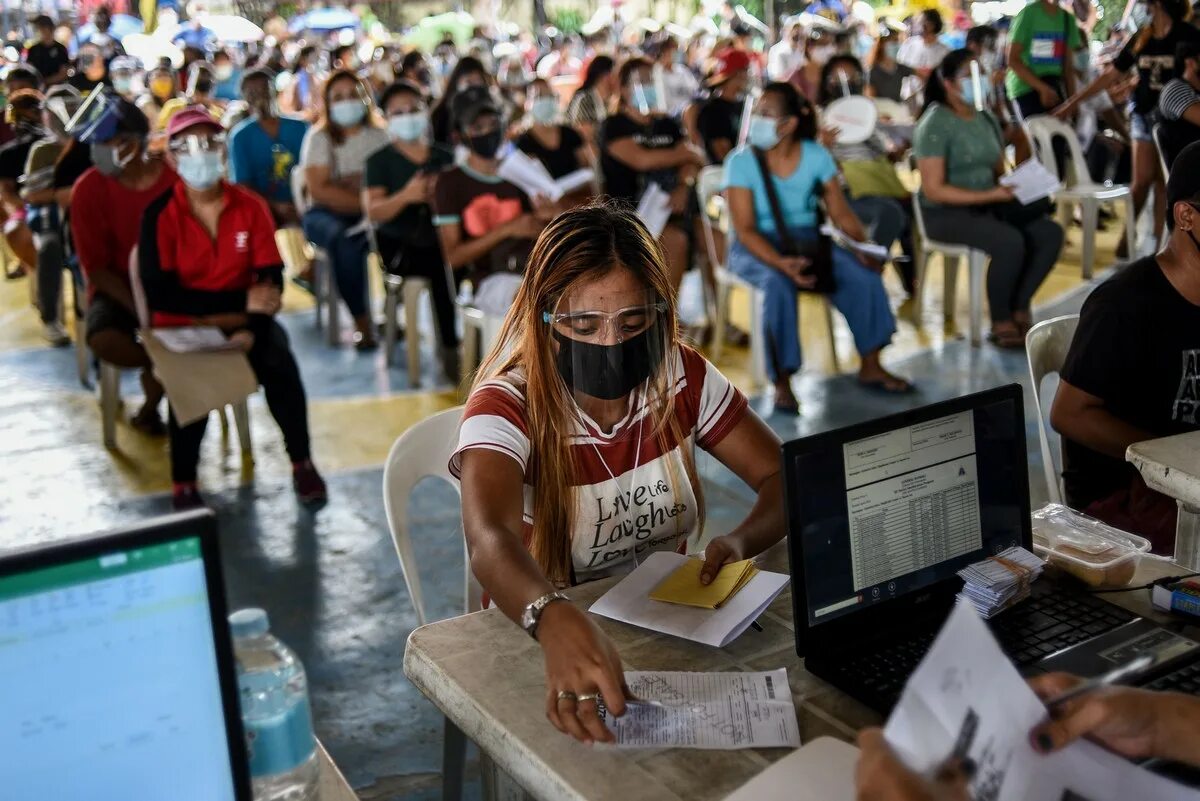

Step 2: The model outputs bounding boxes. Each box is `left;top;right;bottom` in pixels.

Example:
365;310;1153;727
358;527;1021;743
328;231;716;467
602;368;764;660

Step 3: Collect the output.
552;323;663;401
193;79;213;94
466;129;503;159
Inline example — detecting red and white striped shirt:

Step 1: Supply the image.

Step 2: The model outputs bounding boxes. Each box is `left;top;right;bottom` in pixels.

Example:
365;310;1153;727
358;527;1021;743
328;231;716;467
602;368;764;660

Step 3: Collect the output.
450;346;749;582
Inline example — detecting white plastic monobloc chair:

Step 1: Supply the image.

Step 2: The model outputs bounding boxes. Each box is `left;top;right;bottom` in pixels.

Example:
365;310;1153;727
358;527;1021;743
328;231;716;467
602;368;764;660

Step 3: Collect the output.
113;247;253;456
291;168;341;345
1024;115;1137;276
1026;314;1079;504
911;194;989;346
382;406;479;801
368;222;437;385
695;165;840;388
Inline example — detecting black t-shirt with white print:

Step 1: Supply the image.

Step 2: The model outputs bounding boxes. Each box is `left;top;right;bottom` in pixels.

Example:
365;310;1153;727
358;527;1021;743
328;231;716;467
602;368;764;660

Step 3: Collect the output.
599;111;684;204
1060;255;1200;507
1114;22;1200;114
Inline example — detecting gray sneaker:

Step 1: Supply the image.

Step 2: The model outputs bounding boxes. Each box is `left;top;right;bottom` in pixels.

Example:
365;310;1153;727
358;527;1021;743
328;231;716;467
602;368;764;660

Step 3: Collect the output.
42;321;70;347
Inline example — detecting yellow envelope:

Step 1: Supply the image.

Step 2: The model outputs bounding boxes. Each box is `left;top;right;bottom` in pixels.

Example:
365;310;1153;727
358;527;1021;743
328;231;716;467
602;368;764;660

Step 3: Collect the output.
648;559;759;609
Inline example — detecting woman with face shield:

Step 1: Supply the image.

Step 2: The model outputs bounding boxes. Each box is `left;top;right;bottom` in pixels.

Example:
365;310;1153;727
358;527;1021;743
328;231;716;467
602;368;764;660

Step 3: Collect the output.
454;202;788;745
725;82;909;412
914;50;1065;349
22;84;80;345
600;57;706;289
865;24;914;103
139;108;325;511
516;77;593;186
108;56;141;100
69;92;177;436
790;29;837;102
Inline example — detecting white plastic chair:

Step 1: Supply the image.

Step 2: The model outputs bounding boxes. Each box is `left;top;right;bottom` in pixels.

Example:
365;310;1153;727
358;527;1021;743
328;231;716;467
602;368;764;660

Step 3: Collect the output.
460;303;506;381
1023;115;1137;276
382;406;479;801
696;165;840;387
367;222;440;385
911;195;988;346
1026;315;1079;505
291;168;341;345
110;247;253;456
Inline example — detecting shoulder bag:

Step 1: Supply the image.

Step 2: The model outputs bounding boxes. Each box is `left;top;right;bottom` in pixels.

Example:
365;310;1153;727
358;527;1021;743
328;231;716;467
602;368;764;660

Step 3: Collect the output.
750;146;836;294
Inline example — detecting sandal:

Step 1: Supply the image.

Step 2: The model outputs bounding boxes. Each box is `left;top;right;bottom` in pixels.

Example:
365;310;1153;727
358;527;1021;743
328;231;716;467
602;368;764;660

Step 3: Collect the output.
987;329;1026;350
858;377;916;395
130;408;167;437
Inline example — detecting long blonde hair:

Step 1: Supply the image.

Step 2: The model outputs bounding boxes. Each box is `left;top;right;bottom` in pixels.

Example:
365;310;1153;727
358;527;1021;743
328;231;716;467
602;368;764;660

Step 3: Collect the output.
475;202;705;586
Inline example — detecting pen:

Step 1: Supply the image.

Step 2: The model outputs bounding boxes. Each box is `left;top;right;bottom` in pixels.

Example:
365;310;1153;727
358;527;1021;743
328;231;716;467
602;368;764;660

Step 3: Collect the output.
750;619;764;632
1041;654;1157;711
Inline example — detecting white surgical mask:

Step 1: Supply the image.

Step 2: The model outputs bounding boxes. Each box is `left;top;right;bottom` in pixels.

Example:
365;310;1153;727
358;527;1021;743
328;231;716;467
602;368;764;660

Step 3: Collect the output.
810;45;836;65
388;111;427;142
958;76;991;107
330;99;366;127
529;97;559;124
176;151;224;190
215;64;234;81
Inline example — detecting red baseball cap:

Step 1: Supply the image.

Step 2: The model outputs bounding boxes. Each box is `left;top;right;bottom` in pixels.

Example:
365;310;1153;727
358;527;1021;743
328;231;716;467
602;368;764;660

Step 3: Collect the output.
166;105;222;139
707;48;751;87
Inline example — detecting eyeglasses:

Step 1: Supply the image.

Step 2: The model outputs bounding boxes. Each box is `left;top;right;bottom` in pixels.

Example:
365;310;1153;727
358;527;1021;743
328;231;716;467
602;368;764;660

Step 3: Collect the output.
167;131;226;155
542;303;665;342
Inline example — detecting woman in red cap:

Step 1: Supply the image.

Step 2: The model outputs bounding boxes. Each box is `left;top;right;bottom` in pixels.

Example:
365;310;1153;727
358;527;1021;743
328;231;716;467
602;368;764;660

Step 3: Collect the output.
138;106;326;511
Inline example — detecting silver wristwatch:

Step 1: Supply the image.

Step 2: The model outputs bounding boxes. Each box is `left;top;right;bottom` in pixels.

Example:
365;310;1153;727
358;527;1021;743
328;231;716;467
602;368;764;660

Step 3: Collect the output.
521;591;569;639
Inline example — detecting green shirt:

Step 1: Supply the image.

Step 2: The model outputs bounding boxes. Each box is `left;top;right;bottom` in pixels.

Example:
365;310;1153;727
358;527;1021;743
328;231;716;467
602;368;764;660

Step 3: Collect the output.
1005;1;1083;99
363;142;454;241
913;105;1004;206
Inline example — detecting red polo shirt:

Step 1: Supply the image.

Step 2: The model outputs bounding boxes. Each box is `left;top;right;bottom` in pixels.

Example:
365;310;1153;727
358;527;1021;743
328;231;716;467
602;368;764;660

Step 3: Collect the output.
139;180;284;327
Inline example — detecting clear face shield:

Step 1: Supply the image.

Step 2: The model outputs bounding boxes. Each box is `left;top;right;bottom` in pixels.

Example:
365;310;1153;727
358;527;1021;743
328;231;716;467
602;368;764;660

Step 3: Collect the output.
169;130;227;190
630;74;664;115
545;285;670;405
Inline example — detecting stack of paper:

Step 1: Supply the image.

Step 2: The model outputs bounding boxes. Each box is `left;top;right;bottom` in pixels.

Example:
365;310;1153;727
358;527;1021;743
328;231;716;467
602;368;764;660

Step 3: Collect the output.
589;551;788;647
636;183;672;238
956;546;1044;618
600;669;801;749
649;558;758;609
999;159;1062;205
819;223;890;261
152;326;237;353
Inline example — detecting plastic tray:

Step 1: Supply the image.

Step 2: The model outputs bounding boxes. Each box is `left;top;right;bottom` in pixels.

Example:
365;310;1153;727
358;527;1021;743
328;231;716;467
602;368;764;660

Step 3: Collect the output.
1031;503;1151;588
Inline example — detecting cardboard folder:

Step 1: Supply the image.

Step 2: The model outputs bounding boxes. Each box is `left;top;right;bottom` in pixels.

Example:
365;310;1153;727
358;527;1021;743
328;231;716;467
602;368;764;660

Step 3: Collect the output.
141;329;258;426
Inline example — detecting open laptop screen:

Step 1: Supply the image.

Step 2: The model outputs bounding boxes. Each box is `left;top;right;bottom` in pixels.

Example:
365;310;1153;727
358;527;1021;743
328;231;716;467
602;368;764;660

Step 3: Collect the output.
785;386;1029;633
0;519;243;800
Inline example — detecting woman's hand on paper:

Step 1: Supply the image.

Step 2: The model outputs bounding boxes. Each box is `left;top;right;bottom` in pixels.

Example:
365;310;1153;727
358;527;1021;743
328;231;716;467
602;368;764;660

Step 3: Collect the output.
855;728;971;801
699;535;744;585
539;601;630;745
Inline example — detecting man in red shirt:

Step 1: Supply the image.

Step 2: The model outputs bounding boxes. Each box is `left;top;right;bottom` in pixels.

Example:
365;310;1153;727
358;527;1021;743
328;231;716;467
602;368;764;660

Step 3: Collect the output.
139;107;326;510
70;93;176;435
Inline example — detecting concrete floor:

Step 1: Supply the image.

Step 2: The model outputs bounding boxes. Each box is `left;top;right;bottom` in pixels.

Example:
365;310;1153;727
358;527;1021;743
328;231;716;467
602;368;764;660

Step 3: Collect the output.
0;218;1122;798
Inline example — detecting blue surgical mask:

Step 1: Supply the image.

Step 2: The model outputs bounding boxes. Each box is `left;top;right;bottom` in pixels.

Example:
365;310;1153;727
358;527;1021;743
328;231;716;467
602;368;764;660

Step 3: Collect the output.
330;99;366;127
748;115;781;150
884;41;900;60
112;75;133;95
530;97;559;124
388;112;427;142
176;151;224;190
958;77;991;107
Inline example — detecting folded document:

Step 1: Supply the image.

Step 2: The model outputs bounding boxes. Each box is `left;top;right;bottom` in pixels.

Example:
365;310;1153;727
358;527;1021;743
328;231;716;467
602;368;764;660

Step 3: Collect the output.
649;558;758;609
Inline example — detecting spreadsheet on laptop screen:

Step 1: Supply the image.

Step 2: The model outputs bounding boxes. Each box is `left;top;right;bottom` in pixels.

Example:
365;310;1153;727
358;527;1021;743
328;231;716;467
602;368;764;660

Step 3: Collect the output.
792;395;1026;628
0;536;238;801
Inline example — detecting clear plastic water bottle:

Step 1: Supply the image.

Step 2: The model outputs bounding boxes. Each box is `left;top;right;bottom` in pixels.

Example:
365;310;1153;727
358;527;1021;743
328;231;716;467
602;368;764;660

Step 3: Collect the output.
229;608;320;801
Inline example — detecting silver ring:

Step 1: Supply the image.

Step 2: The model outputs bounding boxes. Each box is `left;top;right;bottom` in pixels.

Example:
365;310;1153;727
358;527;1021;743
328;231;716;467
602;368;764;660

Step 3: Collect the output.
576;693;599;703
556;690;577;703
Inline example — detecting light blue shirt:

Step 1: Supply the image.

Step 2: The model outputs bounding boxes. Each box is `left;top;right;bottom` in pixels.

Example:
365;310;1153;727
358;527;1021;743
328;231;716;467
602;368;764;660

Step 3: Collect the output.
721;142;839;233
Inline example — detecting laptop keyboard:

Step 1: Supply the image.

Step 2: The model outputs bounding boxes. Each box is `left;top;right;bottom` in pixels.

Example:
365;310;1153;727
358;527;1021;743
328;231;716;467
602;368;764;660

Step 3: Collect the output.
1144;661;1200;695
837;586;1137;708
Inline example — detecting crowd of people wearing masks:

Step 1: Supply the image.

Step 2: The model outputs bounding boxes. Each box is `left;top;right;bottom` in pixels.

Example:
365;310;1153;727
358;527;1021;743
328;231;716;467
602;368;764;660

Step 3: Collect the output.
1;0;1198;594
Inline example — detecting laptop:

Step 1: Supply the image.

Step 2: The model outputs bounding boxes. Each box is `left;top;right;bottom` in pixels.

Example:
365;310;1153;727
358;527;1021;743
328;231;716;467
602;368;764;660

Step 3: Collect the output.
0;510;252;801
783;384;1200;714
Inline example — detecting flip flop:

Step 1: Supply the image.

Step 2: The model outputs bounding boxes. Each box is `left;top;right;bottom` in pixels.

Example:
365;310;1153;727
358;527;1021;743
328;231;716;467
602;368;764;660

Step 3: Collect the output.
987;331;1026;350
858;377;916;395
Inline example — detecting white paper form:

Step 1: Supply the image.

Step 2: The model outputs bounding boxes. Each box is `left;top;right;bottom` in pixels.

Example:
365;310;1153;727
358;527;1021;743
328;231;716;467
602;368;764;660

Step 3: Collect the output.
151;326;236;353
842;411;983;592
999;159;1062;206
498;150;596;202
636;183;672;238
884;603;1199;801
600;669;801;749
588;552;789;647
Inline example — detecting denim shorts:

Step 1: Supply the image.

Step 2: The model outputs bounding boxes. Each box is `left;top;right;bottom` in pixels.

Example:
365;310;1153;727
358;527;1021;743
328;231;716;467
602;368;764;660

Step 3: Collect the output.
1129;108;1155;142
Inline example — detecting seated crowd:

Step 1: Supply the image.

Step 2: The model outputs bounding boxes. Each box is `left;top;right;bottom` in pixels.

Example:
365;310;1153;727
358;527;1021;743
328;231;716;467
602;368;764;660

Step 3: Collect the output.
2;1;1198;617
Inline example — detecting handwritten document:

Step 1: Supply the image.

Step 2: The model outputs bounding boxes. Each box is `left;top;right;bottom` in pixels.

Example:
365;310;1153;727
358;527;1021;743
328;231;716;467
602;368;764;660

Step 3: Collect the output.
600;669;800;749
885;603;1197;801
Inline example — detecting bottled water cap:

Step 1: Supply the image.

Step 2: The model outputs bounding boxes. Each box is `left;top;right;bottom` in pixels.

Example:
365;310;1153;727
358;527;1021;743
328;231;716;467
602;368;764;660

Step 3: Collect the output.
229;607;270;638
